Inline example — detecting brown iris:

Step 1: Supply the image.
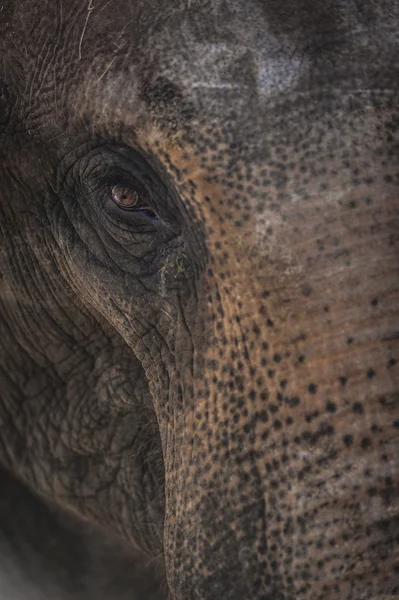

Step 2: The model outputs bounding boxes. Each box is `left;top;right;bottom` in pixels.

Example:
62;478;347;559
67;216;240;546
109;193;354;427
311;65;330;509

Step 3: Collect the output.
111;185;140;209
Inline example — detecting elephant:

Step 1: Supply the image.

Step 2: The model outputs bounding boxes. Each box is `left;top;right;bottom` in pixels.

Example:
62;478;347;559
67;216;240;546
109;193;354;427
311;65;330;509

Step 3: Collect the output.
0;0;398;598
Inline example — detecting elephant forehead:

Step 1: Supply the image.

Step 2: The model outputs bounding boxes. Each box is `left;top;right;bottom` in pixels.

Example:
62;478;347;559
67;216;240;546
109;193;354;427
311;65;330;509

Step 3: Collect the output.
77;0;310;138
3;0;397;146
140;28;306;101
95;0;391;131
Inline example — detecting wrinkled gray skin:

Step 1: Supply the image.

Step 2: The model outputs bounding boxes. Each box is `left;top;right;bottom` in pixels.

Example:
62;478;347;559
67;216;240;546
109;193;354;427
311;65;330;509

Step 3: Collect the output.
0;1;399;599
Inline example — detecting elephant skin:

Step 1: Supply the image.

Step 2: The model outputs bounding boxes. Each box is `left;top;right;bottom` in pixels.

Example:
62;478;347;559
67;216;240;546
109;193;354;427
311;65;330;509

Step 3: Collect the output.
0;1;398;599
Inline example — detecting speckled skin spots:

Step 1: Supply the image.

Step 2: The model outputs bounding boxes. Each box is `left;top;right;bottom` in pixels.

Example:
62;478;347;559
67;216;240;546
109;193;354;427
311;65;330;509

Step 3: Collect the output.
153;121;399;598
0;1;398;600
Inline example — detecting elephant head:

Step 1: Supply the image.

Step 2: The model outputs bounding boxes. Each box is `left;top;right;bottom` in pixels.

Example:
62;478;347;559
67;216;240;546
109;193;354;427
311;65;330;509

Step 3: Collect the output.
0;0;398;598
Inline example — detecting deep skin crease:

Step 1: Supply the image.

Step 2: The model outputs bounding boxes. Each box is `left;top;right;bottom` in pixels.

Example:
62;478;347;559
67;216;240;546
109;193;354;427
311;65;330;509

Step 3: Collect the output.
0;0;399;598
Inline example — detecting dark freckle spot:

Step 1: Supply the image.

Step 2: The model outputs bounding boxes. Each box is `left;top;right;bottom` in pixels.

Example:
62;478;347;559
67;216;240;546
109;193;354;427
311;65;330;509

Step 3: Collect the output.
321;424;334;436
324;305;329;313
298;354;306;363
339;376;347;387
268;369;275;379
273;420;282;430
267;319;274;327
393;420;399;429
371;297;378;306
253;325;261;336
361;437;372;449
326;401;336;413
287;396;300;408
308;383;317;394
352;402;363;414
367;368;376;379
347;337;354;345
273;353;282;363
388;358;397;367
343;434;353;447
207;359;219;370
301;284;313;297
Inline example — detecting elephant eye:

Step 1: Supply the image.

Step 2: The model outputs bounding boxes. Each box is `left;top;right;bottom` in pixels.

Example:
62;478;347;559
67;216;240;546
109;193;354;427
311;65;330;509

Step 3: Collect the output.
110;184;158;220
111;185;139;209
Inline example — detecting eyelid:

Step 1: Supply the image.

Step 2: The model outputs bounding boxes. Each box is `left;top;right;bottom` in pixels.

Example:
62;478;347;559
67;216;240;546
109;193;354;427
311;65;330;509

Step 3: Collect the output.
84;155;170;227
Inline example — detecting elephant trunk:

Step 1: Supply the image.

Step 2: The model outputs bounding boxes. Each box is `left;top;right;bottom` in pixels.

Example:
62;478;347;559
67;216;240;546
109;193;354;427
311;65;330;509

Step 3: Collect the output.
160;177;399;599
164;386;399;599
